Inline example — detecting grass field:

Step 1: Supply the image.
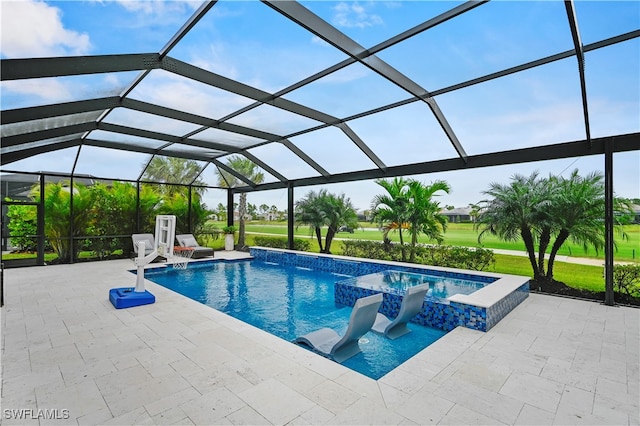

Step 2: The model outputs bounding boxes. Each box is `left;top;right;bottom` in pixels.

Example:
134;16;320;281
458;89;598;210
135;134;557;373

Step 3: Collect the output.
237;221;639;294
241;222;638;263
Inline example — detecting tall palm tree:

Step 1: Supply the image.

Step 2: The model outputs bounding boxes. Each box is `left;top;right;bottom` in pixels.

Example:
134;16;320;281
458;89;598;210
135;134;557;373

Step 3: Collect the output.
405;179;450;262
370;177;411;261
216;155;265;248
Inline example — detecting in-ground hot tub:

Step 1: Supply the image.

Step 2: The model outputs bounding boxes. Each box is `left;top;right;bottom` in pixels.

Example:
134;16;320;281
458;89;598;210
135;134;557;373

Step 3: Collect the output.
343;269;488;297
249;247;530;332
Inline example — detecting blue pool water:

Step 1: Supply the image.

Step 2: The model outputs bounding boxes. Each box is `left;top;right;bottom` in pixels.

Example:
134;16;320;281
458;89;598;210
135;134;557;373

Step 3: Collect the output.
350;270;486;298
143;259;447;379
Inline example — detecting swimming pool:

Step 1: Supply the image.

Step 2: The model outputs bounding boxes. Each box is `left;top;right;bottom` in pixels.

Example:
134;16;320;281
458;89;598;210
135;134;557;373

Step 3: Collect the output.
143;259;447;380
251;247;530;332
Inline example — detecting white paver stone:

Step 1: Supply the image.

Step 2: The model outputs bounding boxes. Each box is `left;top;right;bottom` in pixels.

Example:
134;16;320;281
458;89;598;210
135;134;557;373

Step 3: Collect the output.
238;378;315;424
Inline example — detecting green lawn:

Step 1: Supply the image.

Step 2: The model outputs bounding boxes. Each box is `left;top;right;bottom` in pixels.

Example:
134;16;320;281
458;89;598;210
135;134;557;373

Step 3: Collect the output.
241;221;640;294
240;222;639;263
489;254;606;293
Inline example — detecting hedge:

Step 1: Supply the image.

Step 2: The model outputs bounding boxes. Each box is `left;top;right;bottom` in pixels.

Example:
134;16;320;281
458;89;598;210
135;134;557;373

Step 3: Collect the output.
341;240;495;271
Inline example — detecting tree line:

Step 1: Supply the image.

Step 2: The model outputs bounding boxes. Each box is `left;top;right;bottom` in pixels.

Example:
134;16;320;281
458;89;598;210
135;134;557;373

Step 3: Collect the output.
294;169;633;286
6;154;634;288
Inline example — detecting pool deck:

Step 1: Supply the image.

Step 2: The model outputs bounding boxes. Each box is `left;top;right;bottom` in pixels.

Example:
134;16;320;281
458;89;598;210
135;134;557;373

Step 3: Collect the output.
2;254;638;425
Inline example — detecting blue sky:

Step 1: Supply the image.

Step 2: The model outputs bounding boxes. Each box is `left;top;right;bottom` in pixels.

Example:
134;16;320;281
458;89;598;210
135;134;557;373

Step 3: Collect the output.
1;0;638;212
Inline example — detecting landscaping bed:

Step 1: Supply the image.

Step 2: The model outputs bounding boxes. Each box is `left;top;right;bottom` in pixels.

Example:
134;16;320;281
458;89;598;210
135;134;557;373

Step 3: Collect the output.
531;278;640;307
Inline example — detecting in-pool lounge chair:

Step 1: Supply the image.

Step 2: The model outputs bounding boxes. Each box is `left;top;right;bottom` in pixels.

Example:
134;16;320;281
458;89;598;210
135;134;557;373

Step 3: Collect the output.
175;234;215;259
371;283;430;339
293;293;383;363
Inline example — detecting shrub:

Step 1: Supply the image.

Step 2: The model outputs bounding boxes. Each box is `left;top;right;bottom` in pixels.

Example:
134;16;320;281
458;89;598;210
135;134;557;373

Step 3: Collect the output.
253;236;310;252
222;225;237;234
414;245;495;271
157;191;211;236
87;182;161;258
197;222;221;247
32;182;96;263
341;239;402;261
613;264;640;297
5;203;38;251
341;240;495;271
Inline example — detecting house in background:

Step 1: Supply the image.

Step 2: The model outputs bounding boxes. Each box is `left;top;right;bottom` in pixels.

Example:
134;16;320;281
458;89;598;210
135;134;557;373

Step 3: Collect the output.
631;204;640;224
441;206;473;223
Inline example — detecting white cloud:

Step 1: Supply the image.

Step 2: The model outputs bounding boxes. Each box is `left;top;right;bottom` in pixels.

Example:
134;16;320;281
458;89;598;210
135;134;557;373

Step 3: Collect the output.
0;0;91;58
1;71;132;105
192;42;239;80
318;63;369;85
111;0;200;16
332;2;383;29
1;78;72;103
311;35;333;48
130;72;254;119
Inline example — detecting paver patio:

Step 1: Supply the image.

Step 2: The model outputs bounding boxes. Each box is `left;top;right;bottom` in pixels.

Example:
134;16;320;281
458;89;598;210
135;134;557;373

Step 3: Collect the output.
1;256;638;425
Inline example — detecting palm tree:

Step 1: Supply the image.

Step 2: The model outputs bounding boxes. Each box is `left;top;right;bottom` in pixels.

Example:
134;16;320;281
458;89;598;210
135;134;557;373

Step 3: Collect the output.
215;203;227;222
295;189;328;252
321;192;359;254
32;182;96;263
545;170;631;280
157;191;210;235
476;169;631;285
295;189;359;254
476;172;549;280
370;177;411;261
405;179;450;262
143;157;206;196
216;155;265;248
89;181;161;257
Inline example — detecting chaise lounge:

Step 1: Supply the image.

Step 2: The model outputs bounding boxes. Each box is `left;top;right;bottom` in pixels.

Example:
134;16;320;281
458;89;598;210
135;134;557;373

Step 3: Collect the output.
175;234;215;259
292;293;383;363
132;233;166;262
371;283;430;339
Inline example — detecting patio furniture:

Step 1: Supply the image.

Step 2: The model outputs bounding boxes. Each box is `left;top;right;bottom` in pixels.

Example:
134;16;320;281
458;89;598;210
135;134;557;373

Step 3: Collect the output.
132;233;156;256
293;293;383;363
175;234;215;259
132;233;167;263
371;283;430;339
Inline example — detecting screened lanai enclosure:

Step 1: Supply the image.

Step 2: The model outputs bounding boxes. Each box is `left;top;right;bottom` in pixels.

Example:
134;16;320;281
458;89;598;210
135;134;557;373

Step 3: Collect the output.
1;1;639;289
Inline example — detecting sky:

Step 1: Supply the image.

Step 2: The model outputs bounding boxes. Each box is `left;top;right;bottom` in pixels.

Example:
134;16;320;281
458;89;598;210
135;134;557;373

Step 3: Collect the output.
1;0;639;213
